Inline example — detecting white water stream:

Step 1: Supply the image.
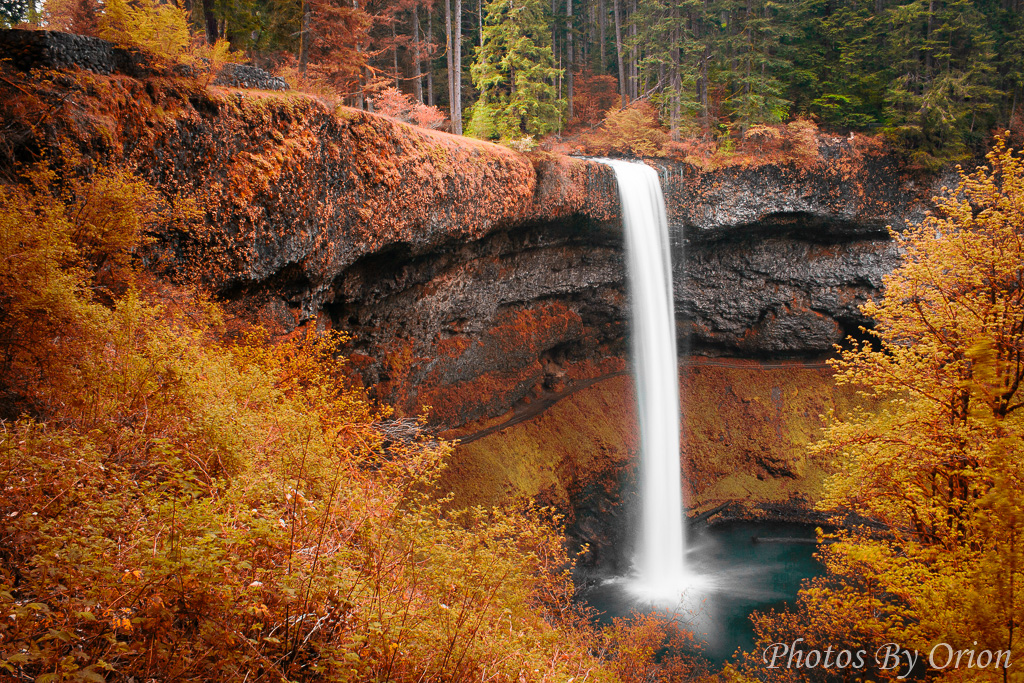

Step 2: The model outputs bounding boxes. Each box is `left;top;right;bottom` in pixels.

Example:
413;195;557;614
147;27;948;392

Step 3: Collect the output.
598;159;692;604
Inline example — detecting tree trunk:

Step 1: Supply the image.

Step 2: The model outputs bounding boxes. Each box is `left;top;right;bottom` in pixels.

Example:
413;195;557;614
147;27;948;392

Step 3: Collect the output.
629;0;637;99
428;7;435;106
599;0;606;72
204;0;217;45
479;0;484;46
355;0;365;108
453;0;463;133
925;0;934;75
671;20;680;138
413;8;423;102
613;0;626;106
446;0;455;122
697;0;709;121
298;0;310;72
1011;84;1019;129
567;0;574;120
392;21;401;87
552;0;559;78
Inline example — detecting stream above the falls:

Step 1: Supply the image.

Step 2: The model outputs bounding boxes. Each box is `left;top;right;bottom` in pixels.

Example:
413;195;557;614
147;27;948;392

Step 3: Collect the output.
579;520;824;665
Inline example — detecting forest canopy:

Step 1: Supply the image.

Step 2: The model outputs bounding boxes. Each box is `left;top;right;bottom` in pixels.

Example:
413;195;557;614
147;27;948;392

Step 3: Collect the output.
4;0;1023;163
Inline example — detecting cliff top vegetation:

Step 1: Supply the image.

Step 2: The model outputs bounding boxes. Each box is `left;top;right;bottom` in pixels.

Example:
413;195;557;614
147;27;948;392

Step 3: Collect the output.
5;0;1023;169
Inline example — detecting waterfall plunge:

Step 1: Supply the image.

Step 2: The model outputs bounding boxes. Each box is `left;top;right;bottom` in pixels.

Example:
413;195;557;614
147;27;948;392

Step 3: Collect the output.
600;159;690;605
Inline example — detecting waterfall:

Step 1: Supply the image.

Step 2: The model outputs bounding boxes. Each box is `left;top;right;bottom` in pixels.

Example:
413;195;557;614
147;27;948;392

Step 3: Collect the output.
599;158;688;604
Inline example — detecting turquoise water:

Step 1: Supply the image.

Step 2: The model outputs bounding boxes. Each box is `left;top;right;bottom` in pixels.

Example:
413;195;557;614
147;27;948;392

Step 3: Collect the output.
581;521;824;664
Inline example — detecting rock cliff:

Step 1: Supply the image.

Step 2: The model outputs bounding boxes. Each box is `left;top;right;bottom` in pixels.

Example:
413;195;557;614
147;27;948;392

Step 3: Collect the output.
0;43;928;433
0;43;939;559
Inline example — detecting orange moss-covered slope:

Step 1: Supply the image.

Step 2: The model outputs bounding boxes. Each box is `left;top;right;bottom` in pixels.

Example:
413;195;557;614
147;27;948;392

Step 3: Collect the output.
444;358;867;517
0;66;619;315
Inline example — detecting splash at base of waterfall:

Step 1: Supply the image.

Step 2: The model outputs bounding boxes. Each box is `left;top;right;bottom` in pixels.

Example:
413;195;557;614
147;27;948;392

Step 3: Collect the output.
625;569;714;608
581;522;824;664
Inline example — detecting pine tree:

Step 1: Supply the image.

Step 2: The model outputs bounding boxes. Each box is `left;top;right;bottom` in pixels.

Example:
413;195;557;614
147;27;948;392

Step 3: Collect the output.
629;0;715;133
798;0;890;129
715;0;793;128
469;0;563;138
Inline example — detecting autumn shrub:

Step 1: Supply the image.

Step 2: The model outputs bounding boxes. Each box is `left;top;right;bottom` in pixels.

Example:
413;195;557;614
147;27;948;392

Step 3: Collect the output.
735;119;820;165
0;162;619;682
663;136;718;163
585;101;670;157
97;0;191;62
504;135;538;152
601;611;710;682
42;0;101;34
371;86;446;130
278;61;349;110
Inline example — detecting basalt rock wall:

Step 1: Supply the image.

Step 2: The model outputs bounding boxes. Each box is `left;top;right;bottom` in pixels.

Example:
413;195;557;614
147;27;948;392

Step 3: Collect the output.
0;44;931;432
330;147;925;426
657;150;917;356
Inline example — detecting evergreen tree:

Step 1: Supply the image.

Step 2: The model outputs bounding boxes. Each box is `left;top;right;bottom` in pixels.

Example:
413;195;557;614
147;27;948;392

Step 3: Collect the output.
881;0;1000;167
469;0;563;138
798;0;890;129
630;0;701;133
715;0;794;128
1;0;29;25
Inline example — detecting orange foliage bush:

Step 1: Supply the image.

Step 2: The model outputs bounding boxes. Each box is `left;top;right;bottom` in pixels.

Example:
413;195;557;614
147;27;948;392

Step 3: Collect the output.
372;86;446;129
43;0;100;34
736;119;820;165
602;611;710;682
572;71;620;126
661;119;826;169
663;136;718;163
585;101;670;157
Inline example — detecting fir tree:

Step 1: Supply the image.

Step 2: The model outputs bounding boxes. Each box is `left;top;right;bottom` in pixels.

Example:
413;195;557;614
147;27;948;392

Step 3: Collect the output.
881;0;1000;167
715;0;794;128
470;0;563;138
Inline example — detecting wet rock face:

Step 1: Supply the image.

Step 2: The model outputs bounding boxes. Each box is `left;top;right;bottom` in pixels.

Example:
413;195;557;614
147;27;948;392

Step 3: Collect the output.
325;146;923;423
328;217;629;426
656;141;927;239
677;237;900;354
649;145;920;355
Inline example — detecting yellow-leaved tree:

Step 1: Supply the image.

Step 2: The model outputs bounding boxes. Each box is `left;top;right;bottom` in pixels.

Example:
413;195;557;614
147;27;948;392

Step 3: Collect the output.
97;0;190;61
729;138;1024;683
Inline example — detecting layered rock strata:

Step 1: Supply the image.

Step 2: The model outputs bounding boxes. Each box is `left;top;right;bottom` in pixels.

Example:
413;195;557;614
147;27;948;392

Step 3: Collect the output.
0;50;927;431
